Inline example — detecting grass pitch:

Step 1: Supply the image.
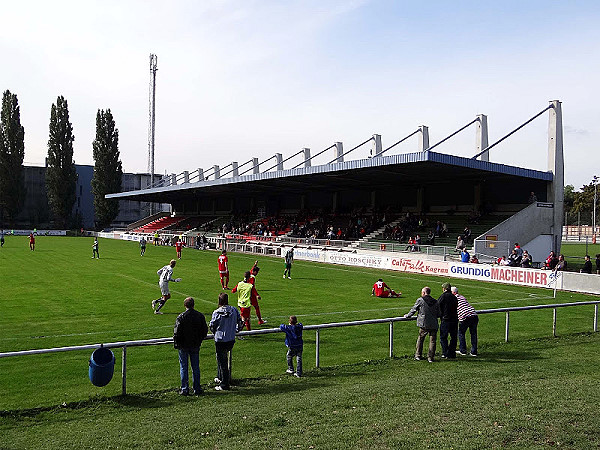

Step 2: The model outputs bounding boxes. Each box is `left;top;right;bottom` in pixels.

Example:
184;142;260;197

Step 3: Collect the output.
1;236;599;448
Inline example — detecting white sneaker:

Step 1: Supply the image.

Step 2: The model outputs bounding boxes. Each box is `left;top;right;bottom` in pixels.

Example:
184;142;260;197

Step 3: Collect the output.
456;350;467;356
283;275;286;279
294;373;301;378
286;369;294;374
214;377;221;384
214;386;224;391
154;310;163;315
287;277;291;279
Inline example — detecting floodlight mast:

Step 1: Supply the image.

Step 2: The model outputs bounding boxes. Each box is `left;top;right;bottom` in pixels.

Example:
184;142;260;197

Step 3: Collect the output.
148;54;157;188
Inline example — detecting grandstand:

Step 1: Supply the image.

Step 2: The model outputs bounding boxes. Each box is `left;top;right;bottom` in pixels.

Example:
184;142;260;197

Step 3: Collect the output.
108;101;564;264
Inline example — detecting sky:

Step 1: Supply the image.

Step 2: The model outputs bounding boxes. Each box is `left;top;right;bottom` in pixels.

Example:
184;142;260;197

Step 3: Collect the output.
1;0;599;189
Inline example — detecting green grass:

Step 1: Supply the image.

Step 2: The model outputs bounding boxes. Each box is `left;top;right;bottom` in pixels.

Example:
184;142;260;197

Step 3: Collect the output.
1;236;599;448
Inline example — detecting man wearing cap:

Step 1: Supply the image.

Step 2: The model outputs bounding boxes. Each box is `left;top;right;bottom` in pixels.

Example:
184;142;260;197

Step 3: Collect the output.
452;286;478;356
438;282;458;359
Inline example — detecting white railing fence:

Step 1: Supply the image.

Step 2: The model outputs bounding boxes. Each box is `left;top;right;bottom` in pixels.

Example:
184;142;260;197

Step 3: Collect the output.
1;301;598;396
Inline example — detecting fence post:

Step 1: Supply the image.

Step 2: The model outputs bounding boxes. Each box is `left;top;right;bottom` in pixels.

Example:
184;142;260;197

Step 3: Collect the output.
553;308;557;337
389;322;394;358
594;305;598;332
315;329;320;368
505;312;510;342
121;346;127;395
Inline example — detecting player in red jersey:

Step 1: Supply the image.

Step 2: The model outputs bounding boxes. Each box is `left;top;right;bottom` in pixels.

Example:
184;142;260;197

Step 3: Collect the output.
175;239;185;259
29;232;35;251
248;261;266;325
371;278;401;298
218;250;230;290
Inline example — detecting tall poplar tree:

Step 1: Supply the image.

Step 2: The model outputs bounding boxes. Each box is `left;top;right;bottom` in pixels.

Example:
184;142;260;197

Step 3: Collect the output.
0;90;26;226
46;96;77;228
91;109;122;229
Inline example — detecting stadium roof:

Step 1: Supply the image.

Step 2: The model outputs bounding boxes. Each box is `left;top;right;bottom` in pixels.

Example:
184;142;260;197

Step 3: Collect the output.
107;150;553;204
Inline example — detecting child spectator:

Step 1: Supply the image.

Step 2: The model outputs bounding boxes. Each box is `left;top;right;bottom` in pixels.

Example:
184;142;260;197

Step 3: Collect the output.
280;315;303;377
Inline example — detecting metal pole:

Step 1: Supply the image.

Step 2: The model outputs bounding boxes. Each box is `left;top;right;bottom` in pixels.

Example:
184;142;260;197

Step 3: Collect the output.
315;329;320;368
389;322;394;358
594;304;598;332
553;308;557;337
121;346;127;395
505;312;510;342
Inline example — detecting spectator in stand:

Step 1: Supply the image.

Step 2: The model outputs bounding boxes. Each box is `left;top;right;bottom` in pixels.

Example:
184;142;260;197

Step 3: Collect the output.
405;236;415;252
556;254;568;271
544;251;559;270
403;286;441;363
452;287;478;357
508;249;521;267
581;255;593;274
426;230;435;245
437;282;458;359
498;256;510;266
460;248;470;263
520;250;533;268
463;227;472;244
470;255;479;264
513;243;523;260
455;236;465;253
528;191;538;203
414;234;422;251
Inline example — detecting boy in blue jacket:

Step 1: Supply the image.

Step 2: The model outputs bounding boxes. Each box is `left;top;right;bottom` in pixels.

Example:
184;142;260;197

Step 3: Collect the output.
280;315;303;377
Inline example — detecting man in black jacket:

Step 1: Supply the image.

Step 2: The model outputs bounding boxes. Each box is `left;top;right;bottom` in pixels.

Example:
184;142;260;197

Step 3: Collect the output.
438;282;458;359
174;297;208;395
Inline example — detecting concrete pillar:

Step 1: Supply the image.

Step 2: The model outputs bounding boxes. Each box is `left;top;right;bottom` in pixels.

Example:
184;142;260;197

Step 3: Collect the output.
419;126;429;152
276;153;283;171
548;100;564;253
372;134;382;157
183;171;189;183
334;142;344;163
198;168;204;181
303;148;311;168
232;162;239;177
476;114;489;162
252;158;259;174
213;165;220;179
171;173;177;185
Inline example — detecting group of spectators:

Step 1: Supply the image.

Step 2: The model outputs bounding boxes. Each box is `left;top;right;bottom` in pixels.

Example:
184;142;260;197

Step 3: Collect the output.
289;208;387;241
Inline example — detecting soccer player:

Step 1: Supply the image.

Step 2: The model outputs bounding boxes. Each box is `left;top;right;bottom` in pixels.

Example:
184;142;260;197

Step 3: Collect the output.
29;232;35;251
139;237;147;256
371;278;401;298
248;261;266;325
231;271;258;331
92;238;100;259
152;259;181;314
175;238;185;259
283;248;294;279
218;250;229;290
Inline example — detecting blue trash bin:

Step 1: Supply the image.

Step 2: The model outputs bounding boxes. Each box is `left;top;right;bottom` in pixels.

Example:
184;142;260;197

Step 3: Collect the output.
89;346;115;387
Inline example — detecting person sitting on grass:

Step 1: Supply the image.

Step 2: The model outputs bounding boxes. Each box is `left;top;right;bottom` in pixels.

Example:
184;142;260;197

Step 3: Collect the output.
371;278;401;298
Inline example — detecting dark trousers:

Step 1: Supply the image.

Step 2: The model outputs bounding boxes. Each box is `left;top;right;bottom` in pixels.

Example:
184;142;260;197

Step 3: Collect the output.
439;320;458;358
215;340;235;389
458;315;479;355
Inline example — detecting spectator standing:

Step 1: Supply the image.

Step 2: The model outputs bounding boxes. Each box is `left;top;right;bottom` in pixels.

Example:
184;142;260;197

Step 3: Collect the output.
209;293;244;391
460;248;470;263
280;315;303;377
174;297;208;395
452;287;478;356
581;255;592;274
404;286;441;363
438;282;458;359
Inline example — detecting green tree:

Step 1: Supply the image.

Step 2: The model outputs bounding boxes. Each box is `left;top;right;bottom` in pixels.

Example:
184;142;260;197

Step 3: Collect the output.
46;96;77;228
91;109;122;229
0;90;26;226
564;184;575;213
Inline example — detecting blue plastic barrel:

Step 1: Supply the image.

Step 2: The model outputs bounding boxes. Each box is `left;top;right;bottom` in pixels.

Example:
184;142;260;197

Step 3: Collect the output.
89;346;115;387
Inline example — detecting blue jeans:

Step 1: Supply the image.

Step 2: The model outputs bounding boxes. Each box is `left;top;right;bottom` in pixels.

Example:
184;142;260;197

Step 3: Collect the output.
458;315;479;355
439;320;458;358
286;347;303;375
178;348;201;393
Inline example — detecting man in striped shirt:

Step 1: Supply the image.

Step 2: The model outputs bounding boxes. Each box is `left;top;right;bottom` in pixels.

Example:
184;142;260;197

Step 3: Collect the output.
452;286;478;356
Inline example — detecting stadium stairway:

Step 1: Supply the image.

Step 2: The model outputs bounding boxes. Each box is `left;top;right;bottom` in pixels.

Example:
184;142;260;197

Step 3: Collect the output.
349;218;403;249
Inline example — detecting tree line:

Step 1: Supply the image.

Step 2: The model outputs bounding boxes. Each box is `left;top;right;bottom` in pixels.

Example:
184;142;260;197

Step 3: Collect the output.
564;181;600;224
0;90;123;230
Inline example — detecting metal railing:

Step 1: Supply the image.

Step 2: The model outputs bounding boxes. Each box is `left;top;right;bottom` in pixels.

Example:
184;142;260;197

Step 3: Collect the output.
1;301;598;396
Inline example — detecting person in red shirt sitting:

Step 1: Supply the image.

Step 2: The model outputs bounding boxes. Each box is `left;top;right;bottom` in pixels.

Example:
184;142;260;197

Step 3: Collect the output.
371;278;401;298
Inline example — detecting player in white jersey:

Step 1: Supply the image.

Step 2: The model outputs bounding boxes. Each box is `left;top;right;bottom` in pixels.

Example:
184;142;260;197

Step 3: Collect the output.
152;259;181;314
